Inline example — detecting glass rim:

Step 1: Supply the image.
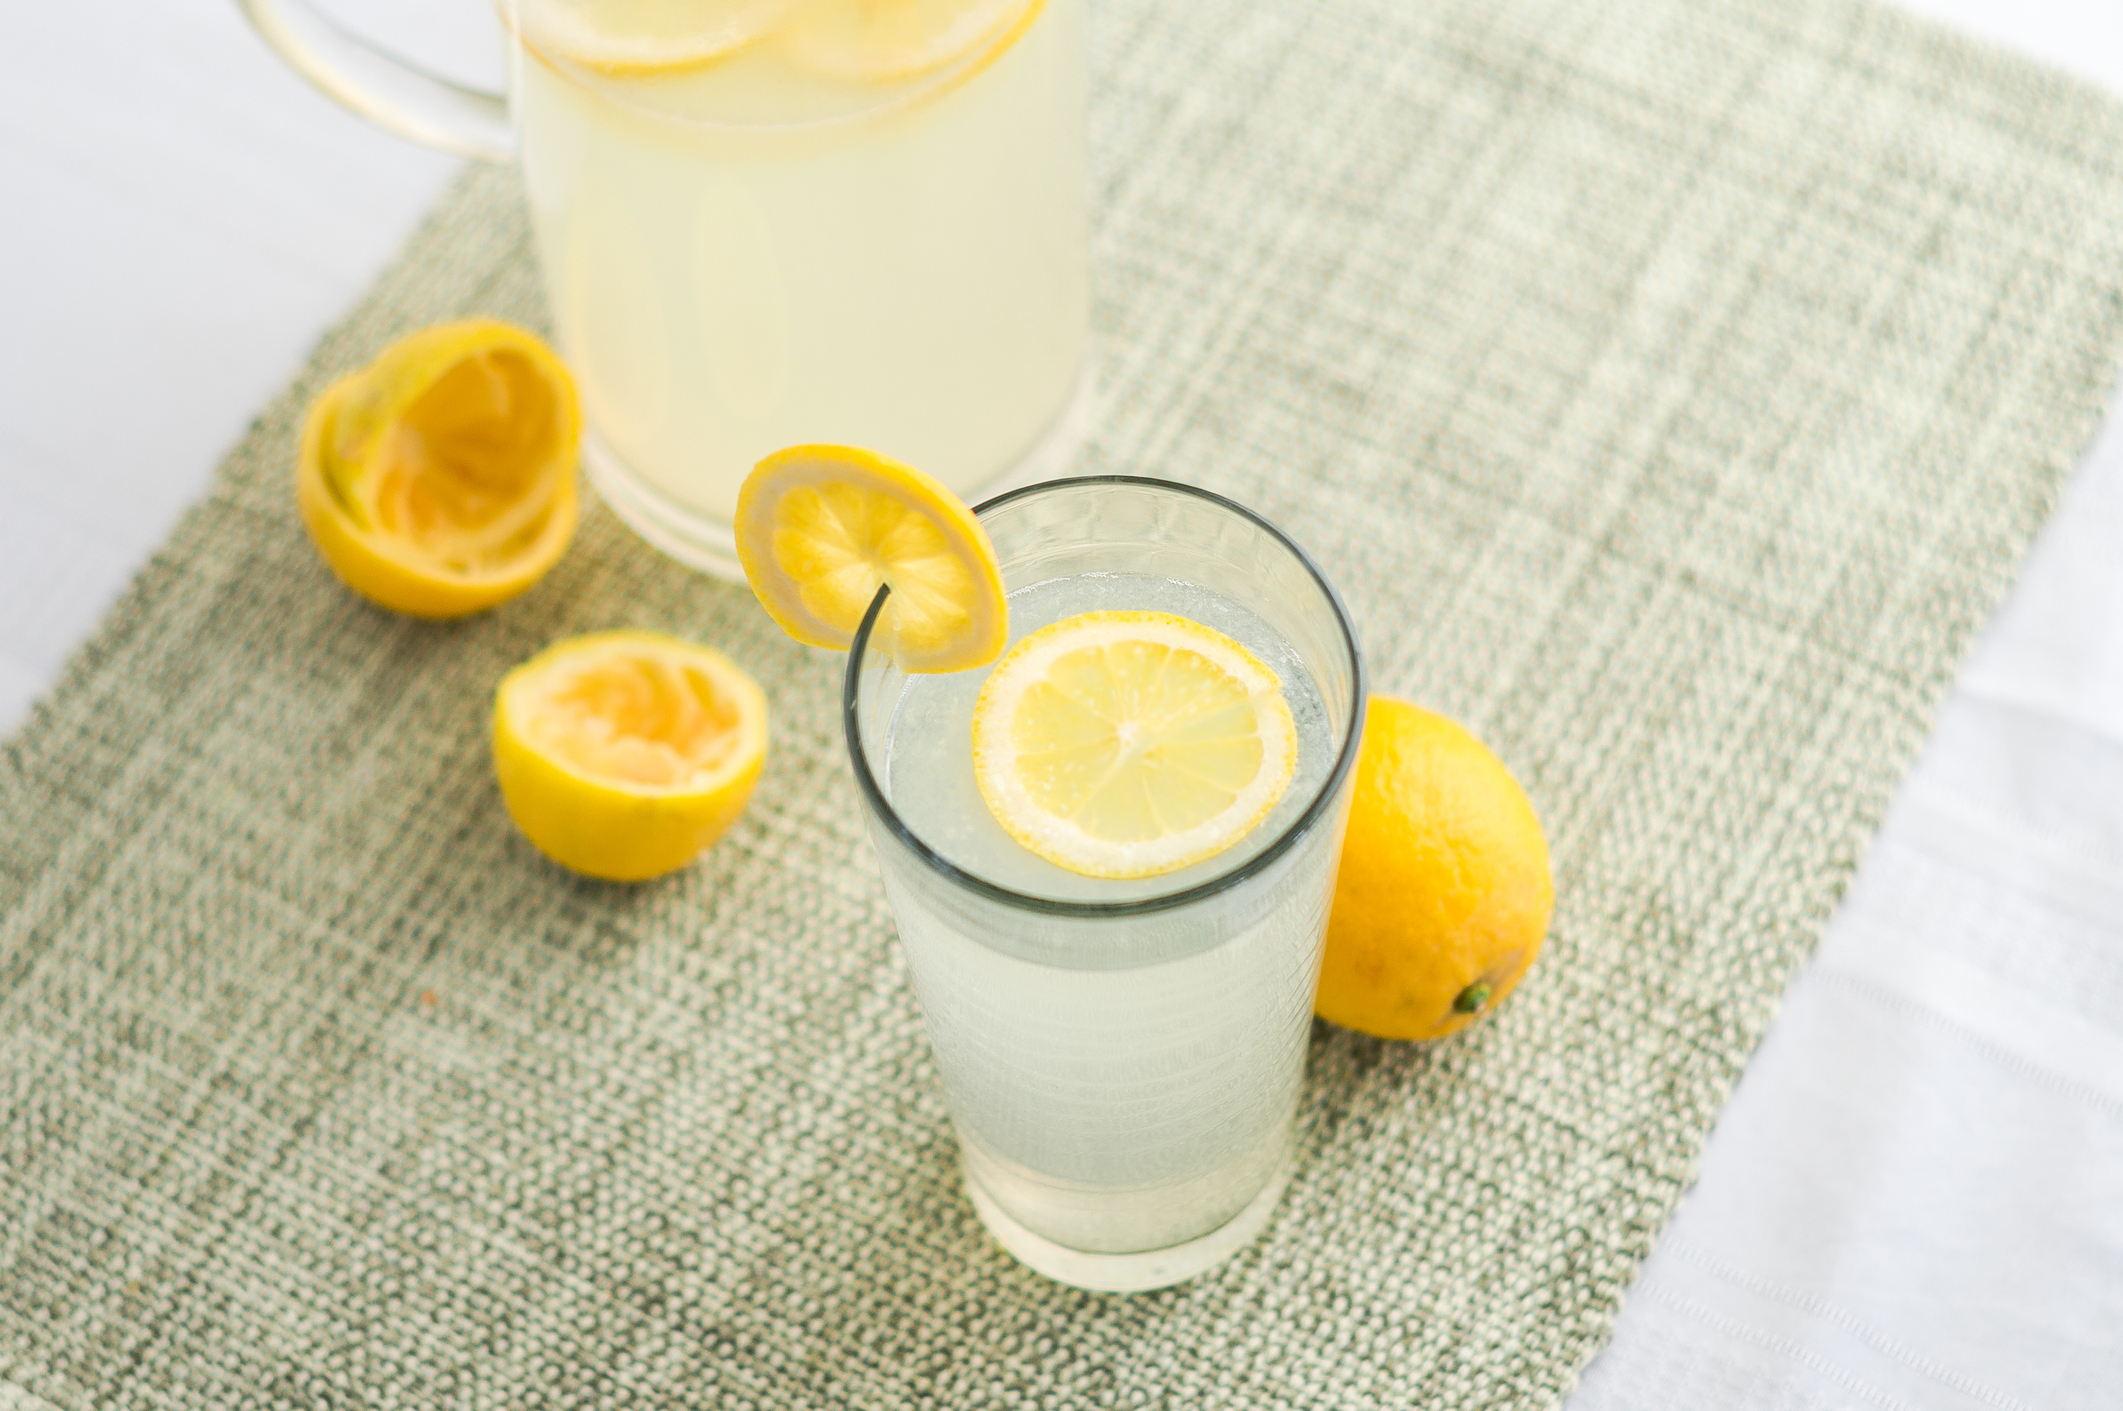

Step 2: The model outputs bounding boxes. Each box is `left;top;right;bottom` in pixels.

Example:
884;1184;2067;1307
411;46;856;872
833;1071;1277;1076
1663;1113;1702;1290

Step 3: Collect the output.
841;475;1369;919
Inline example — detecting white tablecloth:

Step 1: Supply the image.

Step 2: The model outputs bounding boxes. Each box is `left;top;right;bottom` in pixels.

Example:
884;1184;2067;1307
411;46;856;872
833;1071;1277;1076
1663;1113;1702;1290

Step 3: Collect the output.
2;3;2118;1406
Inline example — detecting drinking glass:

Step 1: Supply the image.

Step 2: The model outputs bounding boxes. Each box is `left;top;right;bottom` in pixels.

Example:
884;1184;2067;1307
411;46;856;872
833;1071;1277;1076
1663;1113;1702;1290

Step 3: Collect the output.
238;0;1091;577
845;478;1367;1290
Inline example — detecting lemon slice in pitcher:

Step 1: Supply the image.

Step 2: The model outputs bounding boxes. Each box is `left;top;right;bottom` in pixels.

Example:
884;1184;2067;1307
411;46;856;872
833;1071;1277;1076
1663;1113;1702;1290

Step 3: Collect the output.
971;611;1299;879
780;0;1042;83
734;444;1007;673
494;632;769;881
516;0;801;75
298;319;579;619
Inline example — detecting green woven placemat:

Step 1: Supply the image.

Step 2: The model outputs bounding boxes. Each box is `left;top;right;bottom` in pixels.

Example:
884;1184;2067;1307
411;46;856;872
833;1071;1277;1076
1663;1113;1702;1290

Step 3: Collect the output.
7;0;2123;1406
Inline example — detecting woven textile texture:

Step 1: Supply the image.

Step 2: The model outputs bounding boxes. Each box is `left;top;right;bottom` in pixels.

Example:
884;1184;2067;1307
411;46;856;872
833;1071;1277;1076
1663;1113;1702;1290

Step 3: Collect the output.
7;0;2123;1406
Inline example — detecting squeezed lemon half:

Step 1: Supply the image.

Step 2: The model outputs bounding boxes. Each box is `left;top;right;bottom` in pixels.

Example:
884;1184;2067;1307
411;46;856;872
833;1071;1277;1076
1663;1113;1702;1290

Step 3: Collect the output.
734;444;1007;673
298;320;579;619
971;611;1299;879
494;631;769;881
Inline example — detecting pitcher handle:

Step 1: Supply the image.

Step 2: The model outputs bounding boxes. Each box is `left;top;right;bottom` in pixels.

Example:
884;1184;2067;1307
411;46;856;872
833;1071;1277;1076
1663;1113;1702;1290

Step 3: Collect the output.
236;0;516;162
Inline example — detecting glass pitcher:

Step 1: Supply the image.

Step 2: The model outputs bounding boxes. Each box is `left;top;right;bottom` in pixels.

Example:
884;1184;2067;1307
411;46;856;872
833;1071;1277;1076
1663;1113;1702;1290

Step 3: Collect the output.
239;0;1091;577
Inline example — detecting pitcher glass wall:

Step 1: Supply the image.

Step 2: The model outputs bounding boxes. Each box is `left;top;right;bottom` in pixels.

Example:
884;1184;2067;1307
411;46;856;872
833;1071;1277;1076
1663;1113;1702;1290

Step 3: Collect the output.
238;0;1091;576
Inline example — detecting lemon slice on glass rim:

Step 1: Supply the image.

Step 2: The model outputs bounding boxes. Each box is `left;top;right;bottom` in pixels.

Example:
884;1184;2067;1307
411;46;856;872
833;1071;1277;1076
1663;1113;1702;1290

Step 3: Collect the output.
734;444;1007;674
493;631;769;881
971;611;1299;880
297;319;579;619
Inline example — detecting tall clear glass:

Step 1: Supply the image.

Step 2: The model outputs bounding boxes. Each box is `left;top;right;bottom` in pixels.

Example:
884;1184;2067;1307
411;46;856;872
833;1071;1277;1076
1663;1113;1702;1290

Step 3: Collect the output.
845;478;1367;1291
237;0;1092;578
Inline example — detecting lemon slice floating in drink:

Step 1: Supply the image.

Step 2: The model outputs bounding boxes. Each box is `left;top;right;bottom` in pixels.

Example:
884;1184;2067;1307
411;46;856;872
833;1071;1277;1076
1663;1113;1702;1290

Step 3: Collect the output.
494;631;769;881
298;319;580;619
734;444;1008;673
781;0;1043;82
515;0;802;75
970;611;1299;880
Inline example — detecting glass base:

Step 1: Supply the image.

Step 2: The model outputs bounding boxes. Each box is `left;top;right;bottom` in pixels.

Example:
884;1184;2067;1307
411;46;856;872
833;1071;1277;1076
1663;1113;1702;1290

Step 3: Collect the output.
581;358;1097;581
963;1147;1296;1293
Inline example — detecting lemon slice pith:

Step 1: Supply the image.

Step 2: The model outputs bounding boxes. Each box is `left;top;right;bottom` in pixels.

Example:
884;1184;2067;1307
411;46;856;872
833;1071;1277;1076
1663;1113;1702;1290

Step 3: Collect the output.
972;611;1299;880
494;632;769;882
514;0;801;76
779;0;1043;83
298;319;579;619
734;444;1007;674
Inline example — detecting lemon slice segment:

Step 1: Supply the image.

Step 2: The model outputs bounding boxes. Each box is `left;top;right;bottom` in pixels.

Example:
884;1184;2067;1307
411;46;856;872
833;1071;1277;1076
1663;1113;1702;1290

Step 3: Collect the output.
516;0;801;75
298;319;579;619
494;631;769;881
734;444;1007;673
779;0;1041;83
972;611;1299;879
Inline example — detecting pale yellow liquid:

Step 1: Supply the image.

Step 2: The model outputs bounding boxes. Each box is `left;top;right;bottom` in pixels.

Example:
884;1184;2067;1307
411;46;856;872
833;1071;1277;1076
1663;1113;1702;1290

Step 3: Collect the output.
508;0;1090;539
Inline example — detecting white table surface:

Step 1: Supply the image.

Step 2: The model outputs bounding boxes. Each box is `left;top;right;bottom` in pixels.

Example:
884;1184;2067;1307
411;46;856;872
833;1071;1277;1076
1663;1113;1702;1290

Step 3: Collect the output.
2;3;2119;1407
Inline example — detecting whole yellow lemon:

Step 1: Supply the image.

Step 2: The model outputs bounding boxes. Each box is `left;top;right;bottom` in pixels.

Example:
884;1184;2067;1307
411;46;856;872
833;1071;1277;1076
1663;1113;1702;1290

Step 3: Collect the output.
1315;696;1553;1040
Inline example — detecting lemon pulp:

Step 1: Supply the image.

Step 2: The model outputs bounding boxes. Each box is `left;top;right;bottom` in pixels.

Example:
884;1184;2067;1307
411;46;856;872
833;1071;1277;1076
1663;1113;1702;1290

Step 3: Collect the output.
525;649;753;789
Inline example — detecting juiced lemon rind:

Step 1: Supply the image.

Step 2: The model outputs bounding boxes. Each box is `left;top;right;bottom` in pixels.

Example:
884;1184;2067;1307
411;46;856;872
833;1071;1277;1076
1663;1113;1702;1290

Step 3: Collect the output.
297;321;580;620
734;444;1006;674
971;610;1299;879
493;631;769;881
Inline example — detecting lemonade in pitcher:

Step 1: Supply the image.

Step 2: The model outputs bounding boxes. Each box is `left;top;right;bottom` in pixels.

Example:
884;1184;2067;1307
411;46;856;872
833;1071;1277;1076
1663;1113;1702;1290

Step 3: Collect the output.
506;0;1090;573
